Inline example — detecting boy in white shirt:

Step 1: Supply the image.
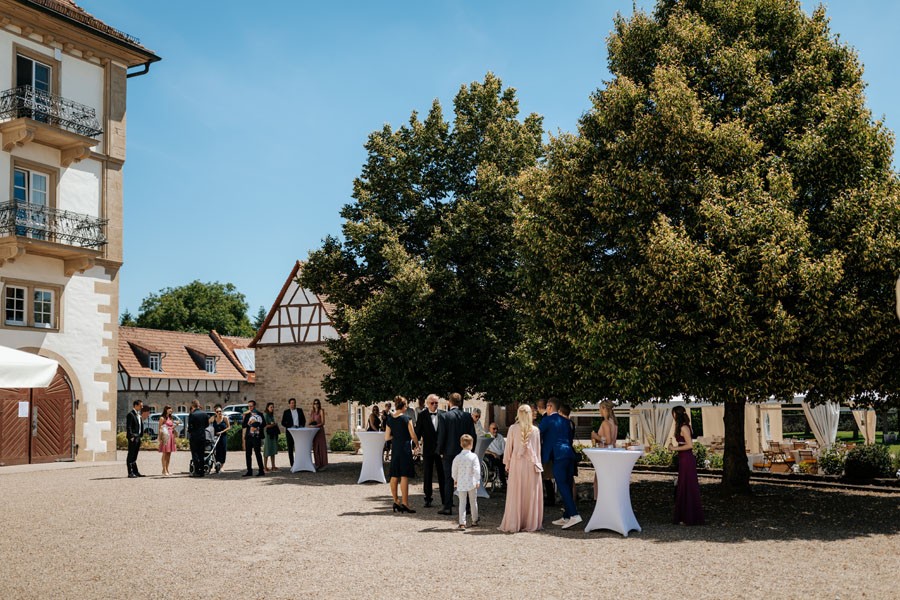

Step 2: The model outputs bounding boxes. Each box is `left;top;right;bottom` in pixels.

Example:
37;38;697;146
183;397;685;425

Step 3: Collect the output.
451;434;481;529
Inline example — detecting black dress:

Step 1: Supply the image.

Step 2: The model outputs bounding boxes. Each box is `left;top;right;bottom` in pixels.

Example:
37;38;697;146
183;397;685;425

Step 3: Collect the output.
387;414;414;478
212;418;229;464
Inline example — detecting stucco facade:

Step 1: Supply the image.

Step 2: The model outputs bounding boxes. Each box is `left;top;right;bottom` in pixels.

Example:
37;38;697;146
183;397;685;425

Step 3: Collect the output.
0;0;159;464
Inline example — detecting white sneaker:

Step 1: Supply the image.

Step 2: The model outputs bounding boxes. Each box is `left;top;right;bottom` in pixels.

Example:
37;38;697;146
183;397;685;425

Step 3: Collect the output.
562;515;583;529
551;517;568;526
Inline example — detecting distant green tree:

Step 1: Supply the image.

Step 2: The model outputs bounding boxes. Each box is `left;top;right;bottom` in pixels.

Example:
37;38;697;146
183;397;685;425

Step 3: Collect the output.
301;73;543;406
516;0;900;493
119;309;136;327
252;306;267;331
135;281;255;337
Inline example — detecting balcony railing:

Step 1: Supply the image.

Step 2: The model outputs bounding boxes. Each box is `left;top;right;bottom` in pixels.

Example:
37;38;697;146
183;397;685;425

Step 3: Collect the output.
0;85;102;138
0;201;107;249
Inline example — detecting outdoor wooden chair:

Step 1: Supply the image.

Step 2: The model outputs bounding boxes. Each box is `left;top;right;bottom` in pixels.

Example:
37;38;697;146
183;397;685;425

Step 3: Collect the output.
792;441;807;450
752;460;771;472
798;450;818;474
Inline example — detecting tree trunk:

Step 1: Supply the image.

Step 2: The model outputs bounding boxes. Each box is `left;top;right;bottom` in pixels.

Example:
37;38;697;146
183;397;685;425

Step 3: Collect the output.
722;398;751;494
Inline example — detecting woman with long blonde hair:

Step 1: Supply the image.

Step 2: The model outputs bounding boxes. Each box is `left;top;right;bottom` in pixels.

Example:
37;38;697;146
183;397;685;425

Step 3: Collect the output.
590;400;618;498
499;404;544;532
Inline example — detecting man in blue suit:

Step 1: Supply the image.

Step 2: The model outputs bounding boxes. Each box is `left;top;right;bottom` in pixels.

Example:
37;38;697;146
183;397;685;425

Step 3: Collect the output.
538;398;582;528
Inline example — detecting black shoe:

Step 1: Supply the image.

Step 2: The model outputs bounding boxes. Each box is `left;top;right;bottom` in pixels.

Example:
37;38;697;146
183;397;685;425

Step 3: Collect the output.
256;471;265;476
401;504;416;514
243;471;253;477
128;473;137;478
393;502;402;513
135;472;146;477
437;508;452;515
423;499;433;508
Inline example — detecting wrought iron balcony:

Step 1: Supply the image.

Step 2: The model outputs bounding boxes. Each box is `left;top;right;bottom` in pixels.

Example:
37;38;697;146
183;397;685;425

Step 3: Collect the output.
0;85;102;138
0;201;107;250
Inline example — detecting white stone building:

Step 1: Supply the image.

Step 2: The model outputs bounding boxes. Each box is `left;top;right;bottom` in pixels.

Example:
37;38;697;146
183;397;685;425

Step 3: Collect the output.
0;0;159;465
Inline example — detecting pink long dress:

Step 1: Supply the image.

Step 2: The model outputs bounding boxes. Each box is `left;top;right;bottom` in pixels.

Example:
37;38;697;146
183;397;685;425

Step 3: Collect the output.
158;417;177;453
499;423;543;532
309;409;328;469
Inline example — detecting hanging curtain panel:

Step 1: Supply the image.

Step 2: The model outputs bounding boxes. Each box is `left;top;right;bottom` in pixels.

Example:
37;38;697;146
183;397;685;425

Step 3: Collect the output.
850;409;878;445
801;401;840;448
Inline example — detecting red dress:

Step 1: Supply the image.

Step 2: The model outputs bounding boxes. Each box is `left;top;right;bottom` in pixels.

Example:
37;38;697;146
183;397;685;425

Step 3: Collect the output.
309;409;328;469
674;426;704;525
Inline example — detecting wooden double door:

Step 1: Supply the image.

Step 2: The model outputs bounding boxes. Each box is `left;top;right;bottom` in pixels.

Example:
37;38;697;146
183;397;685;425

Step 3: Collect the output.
0;367;74;466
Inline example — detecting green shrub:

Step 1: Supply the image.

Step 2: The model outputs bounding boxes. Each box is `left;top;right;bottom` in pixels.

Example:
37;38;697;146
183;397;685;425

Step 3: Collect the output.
278;433;288;451
573;443;588;462
818;443;846;476
707;452;723;469
638;444;675;467
227;424;244;451
798;461;817;474
329;429;354;451
844;445;894;481
116;431;128;450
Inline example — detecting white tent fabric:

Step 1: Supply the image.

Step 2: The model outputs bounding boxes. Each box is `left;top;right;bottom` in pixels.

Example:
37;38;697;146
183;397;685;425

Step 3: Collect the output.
0;346;57;388
801;401;840;448
634;406;675;445
851;409;877;445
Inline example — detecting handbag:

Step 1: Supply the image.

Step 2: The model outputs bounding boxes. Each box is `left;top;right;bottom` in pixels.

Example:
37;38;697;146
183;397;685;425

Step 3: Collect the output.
267;423;281;438
533;462;543;474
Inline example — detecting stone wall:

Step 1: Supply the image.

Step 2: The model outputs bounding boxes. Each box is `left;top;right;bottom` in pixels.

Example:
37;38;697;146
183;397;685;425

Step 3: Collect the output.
117;383;254;430
254;345;349;439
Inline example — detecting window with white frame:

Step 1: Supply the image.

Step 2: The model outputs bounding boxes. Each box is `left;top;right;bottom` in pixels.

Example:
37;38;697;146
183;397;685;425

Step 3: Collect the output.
16;54;52;92
205;356;216;373
4;285;25;325
356;406;363;430
13;167;50;240
33;288;53;328
148;353;162;372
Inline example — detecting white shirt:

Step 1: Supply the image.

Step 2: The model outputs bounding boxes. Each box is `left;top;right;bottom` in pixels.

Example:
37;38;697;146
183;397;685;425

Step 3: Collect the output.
290;409;299;428
486;433;506;456
451;449;481;492
430;411;439;432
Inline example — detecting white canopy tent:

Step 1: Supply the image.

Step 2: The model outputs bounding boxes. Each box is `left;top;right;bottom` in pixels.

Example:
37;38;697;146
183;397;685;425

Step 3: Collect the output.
0;346;57;388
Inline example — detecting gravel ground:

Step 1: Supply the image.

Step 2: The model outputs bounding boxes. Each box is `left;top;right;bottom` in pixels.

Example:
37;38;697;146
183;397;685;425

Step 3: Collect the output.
1;450;897;599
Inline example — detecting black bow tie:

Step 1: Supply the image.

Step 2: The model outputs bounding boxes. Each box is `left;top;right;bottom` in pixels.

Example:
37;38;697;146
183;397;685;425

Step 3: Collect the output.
430;412;437;416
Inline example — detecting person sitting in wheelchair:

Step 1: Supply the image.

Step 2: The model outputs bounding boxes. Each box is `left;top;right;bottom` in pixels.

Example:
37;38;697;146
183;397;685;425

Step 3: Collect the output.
484;422;507;490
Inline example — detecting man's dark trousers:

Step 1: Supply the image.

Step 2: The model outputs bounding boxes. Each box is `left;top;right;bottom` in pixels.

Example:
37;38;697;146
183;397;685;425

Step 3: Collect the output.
126;437;140;475
190;435;206;476
245;436;264;473
423;451;444;505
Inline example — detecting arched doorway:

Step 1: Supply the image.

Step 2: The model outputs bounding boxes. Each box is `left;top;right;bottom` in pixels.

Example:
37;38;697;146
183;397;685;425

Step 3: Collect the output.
0;367;74;466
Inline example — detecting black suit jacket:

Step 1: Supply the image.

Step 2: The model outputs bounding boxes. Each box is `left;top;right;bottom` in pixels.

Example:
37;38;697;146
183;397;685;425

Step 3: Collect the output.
187;408;210;439
126;409;143;441
415;408;444;455
437;407;476;458
281;408;306;429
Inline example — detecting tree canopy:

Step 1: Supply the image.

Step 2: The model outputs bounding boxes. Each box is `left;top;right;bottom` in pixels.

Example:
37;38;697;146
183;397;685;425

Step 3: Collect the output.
300;73;543;406
134;280;256;338
515;0;900;491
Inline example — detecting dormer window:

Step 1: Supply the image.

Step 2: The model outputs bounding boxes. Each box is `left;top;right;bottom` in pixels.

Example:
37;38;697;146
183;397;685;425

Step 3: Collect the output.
148;352;162;372
205;356;216;373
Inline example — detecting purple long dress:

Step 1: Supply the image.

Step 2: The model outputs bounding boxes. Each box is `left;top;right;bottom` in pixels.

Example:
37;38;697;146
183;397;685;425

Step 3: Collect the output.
309;409;328;469
674;426;704;525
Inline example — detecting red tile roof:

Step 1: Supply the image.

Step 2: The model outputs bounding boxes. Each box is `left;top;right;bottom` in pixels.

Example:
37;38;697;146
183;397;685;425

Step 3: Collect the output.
119;327;249;381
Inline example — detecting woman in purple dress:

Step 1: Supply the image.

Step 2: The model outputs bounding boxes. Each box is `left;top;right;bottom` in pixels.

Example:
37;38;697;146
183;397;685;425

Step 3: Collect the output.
668;406;704;525
308;398;328;470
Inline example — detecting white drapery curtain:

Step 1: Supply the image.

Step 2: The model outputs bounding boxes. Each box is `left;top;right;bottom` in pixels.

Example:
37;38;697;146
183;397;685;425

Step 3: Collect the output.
851;409;877;444
634;407;673;445
801;401;840;448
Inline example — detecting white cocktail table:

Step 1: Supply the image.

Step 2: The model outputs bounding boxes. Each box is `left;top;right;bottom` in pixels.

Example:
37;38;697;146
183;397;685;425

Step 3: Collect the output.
583;448;642;536
356;430;387;484
288;427;318;473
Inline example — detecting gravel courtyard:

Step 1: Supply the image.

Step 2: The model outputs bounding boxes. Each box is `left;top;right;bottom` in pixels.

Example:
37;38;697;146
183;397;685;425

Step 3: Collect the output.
1;450;897;600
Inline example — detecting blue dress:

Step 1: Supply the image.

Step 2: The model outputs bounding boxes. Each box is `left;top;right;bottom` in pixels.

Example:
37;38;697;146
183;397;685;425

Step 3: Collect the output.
387;414;414;478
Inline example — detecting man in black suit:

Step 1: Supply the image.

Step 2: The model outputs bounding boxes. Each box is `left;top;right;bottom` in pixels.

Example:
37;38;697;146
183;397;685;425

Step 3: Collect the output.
281;397;306;468
187;399;210;477
125;399;144;478
436;392;476;515
414;394;444;508
242;400;265;476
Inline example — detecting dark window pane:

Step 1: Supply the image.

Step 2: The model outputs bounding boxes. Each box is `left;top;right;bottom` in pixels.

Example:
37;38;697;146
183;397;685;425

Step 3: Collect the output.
16;55;32;88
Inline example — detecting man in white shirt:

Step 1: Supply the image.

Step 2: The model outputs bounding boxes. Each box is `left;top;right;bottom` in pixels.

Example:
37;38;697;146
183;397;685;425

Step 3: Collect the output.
484;422;506;489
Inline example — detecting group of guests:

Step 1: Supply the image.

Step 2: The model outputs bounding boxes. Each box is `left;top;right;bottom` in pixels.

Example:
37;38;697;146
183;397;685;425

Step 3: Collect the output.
123;397;330;478
376;394;704;531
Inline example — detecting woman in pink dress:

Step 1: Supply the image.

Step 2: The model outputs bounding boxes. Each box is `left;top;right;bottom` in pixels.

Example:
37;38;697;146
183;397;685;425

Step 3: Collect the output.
157;405;178;476
499;404;544;532
308;398;328;470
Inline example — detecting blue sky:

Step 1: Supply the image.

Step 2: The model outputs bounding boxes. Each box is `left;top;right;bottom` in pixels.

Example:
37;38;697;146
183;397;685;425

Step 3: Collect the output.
79;0;900;321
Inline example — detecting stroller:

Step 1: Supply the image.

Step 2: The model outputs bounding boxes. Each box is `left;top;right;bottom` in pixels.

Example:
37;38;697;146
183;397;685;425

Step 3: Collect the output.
189;426;226;475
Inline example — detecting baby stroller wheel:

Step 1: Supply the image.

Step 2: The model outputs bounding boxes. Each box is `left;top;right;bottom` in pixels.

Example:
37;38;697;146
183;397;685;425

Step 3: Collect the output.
214;462;222;474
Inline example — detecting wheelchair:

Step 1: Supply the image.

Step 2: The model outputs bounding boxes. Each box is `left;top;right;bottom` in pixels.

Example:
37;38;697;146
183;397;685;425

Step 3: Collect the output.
481;455;504;492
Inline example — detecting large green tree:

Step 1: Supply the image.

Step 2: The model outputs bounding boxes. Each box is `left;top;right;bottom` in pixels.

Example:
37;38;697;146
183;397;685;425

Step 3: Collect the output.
135;280;256;337
517;0;900;492
301;73;543;406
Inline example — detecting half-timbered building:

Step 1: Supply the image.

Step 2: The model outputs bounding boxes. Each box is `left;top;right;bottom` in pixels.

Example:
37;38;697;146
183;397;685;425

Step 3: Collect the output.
250;261;353;439
116;327;254;428
0;0;159;465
